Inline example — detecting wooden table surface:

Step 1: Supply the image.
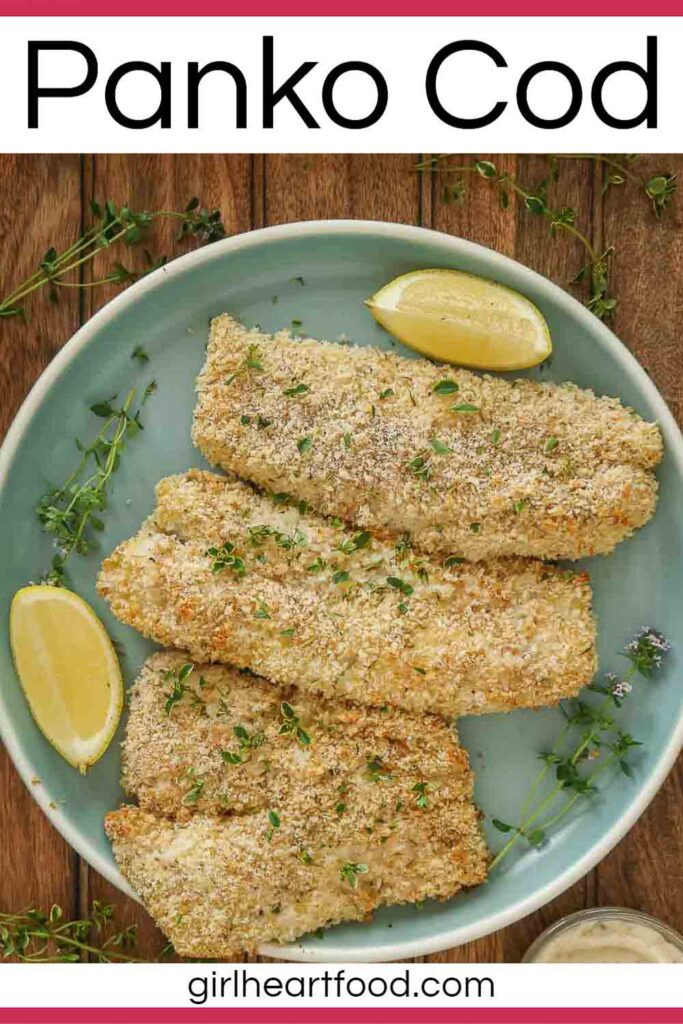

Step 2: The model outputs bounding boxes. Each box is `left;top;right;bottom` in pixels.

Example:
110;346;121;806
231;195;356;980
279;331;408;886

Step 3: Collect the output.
1;153;682;964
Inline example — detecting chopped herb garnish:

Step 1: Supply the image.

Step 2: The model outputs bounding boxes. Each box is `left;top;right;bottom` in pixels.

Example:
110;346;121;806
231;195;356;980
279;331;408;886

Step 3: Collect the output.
340;862;369;889
469;522;481;533
298;850;314;865
367;756;393;782
379;388;394;399
131;345;149;364
297;436;313;455
240;414;252;425
412;781;429;809
255;601;271;620
279;701;311;745
343;432;352;449
429;438;452;455
257;415;271;430
491;428;501;444
332;570;350;584
181;769;204;806
284;382;310;397
266;809;281;842
398;602;409;614
386;576;414;596
452;403;480;413
245;344;264;371
408;455;432;481
163;663;194;715
223;723;266;766
279;627;296;638
221;750;244;765
513;499;528;514
444;555;466;567
433;379;459;395
206;541;245;576
338;531;371;555
335;802;347;815
394;535;411;560
248;524;306;551
544;437;560;454
307;556;327;574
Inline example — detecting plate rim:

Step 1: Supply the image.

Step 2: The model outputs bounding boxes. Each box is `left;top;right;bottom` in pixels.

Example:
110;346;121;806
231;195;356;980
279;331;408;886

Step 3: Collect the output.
1;218;682;963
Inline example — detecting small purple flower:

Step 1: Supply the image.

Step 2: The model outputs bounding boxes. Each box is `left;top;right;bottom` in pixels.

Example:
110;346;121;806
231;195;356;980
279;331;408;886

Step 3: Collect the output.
612;680;633;700
626;627;671;676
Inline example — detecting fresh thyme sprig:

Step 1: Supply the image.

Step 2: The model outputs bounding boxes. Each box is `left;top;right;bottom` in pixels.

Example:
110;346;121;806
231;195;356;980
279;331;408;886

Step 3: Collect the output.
36;386;152;586
489;627;671;870
0;197;226;322
0;902;146;963
416;155;677;321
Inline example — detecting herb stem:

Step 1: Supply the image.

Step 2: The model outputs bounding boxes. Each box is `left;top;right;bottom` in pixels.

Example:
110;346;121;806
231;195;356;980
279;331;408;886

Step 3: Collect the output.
0;907;146;963
535;754;618;834
489;634;666;873
0;199;225;321
517;721;572;821
553;154;642;185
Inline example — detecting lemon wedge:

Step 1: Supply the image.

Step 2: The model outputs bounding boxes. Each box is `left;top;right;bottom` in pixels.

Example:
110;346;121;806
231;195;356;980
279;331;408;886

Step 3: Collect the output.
366;268;551;370
10;586;123;774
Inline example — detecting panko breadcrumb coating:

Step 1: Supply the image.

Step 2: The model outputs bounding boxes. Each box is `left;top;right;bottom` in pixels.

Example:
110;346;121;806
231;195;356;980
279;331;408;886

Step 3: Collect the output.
98;469;597;718
107;720;487;960
192;315;662;562
123;652;476;821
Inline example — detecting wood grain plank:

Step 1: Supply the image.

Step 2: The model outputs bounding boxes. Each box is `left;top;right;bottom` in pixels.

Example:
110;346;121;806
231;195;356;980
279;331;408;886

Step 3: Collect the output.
0;154;82;929
595;155;683;932
79;154;254;960
264;154;420;225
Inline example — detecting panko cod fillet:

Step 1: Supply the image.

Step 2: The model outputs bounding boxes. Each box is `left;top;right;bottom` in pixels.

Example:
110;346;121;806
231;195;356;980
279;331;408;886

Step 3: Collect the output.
124;652;476;820
98;469;597;718
107;712;487;959
192;315;662;562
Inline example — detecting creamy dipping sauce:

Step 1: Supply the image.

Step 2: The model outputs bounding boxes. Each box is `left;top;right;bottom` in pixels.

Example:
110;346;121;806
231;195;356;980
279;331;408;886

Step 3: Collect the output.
533;919;683;963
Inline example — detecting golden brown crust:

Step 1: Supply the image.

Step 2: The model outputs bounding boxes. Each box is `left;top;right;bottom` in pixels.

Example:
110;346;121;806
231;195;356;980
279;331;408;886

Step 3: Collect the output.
106;788;488;959
98;469;597;718
192;315;662;562
123;651;474;821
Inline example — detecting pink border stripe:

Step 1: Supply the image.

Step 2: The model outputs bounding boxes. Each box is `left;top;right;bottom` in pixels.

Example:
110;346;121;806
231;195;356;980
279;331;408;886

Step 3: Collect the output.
2;1010;683;1023
0;1;682;12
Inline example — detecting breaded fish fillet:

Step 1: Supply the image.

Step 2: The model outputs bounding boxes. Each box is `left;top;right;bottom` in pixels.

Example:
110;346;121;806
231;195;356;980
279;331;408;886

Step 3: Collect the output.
192;315;662;562
123;652;475;821
106;754;487;959
98;470;596;717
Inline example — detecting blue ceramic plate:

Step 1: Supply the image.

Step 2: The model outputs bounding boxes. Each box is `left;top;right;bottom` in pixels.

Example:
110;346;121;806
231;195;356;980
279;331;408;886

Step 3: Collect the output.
1;222;682;962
